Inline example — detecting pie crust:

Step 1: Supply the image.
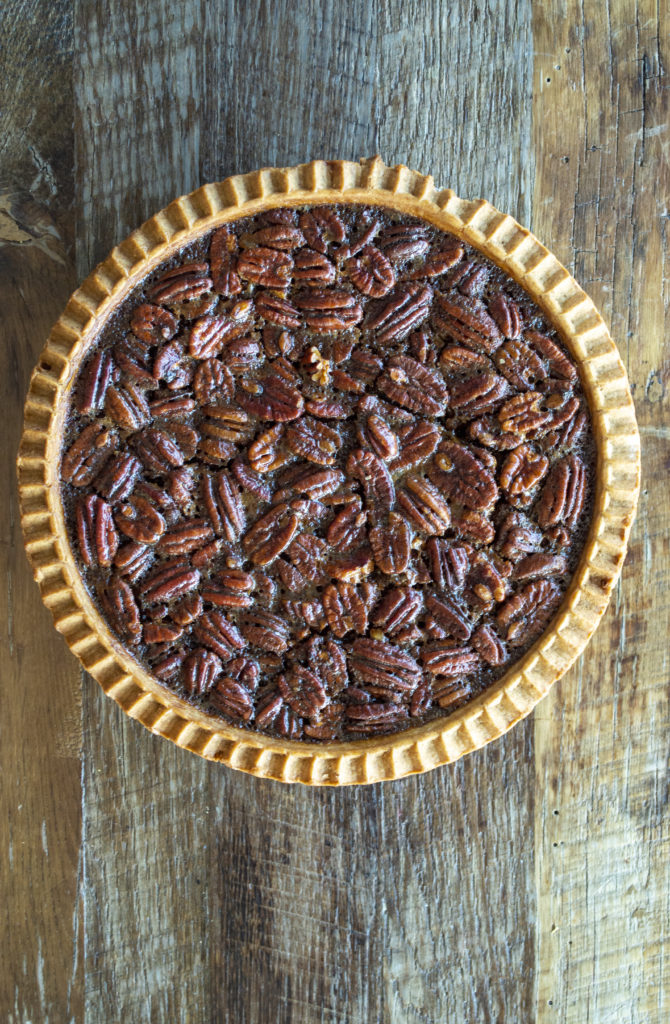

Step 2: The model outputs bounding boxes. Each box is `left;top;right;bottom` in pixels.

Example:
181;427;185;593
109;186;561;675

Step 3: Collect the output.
17;157;640;784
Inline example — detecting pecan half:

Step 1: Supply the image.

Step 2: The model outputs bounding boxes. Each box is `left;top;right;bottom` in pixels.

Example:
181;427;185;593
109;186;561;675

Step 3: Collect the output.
148;262;213;304
346;449;395;519
397;476;451;535
298;207;346;252
348;638;422;698
431;442;498;510
366;284;433;342
499;444;549;500
243;503;299;565
75;495;118;567
183;649;223;696
323;582;370;637
99;577;142;641
193;610;247;659
62;423;117;486
237;375;304;421
421;644;479;676
93;453;142;502
210;226;242;296
115;496;166;544
347;245;395;297
369;514;411;574
285;416;341;466
238;246;294;287
433;292;503;353
75;350;118;414
294;289;363;332
536;455;587;530
377;355;447;416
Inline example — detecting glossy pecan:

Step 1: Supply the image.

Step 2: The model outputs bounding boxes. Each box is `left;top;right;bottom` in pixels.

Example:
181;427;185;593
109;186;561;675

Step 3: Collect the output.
358;414;399;460
93;453;142;502
114;540;153;581
366;284;432;342
440;345;492;372
170;592;204;625
192;358;232;409
326;498;367;550
189;302;253;359
425;595;471;640
237;610;290;654
499;444;549;500
242;225;305;251
210;677;254;721
193;609;247;660
388;420;439;473
75;495;118;567
404;240;464;280
148;262;212;304
323;582;370;637
294;289;363;332
113;336;155;385
448;372;508;416
237;246;293;287
494;338;547;389
139;561;200;603
371;587;422;636
134;427;184;474
99;576;142;642
148;392;196;419
376;355;447;416
243;503;299;565
369;514;411;574
237;375;304;421
536;455;587;530
130;303;178;344
378;224;430;261
347;245;395;297
104;381;151;430
285;416;341;466
348;638;422;698
183;648;223;697
298;207;347;252
201;470;246;541
293;249;336;284
231;458;272;502
157;518;214;556
496;579;561;646
345;703;409;733
255;291;302;328
115;496;166;544
62;422;117;486
430;442;498;510
75;349;118;414
210;226;242;296
397;476;451;535
471;624;506;665
346;449;395;519
248;424;286;472
305;636;349;694
525;330;577;381
433;292;503;353
488;293;522;339
496;511;543;560
426;539;470;590
421;644;479;676
326;546;375;583
511;553;568;581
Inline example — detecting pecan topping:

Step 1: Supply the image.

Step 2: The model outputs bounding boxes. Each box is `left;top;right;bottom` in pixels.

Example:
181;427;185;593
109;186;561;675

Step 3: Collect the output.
62;201;593;740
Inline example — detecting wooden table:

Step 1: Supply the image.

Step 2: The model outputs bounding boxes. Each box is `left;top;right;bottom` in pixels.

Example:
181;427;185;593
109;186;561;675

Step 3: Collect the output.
2;1;667;1020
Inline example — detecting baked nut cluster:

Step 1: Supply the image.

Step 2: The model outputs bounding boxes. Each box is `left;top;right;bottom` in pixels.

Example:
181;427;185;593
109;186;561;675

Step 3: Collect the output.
61;203;593;741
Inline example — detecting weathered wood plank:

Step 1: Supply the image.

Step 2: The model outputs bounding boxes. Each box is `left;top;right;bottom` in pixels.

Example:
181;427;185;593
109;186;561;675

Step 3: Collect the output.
0;3;81;1021
374;3;537;1021
75;3;218;1021
532;2;669;1021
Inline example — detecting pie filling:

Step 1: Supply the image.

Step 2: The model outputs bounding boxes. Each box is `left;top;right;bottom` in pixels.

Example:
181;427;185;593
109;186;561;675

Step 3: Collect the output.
60;203;595;741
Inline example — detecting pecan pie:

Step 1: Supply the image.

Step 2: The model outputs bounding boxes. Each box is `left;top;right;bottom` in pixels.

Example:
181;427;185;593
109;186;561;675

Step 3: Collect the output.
19;159;639;781
59;203;595;742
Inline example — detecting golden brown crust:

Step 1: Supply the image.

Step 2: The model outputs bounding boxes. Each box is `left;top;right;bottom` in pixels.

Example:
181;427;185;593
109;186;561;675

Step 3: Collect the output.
17;157;640;784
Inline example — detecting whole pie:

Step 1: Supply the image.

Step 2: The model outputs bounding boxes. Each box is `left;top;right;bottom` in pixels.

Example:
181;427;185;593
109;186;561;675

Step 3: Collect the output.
19;159;639;781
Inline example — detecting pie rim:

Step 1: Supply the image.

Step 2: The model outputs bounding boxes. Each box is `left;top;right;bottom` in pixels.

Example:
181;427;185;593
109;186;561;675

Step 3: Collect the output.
17;156;640;785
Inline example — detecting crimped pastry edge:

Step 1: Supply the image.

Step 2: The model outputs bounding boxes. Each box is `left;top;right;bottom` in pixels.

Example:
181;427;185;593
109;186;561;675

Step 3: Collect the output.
17;156;640;785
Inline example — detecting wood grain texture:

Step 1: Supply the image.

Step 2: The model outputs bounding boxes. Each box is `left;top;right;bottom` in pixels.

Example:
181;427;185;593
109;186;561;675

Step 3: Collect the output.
2;0;667;1021
0;4;81;1023
532;2;669;1022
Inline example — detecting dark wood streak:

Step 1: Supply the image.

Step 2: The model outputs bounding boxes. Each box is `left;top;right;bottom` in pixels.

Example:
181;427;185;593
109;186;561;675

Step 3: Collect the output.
4;1;667;1022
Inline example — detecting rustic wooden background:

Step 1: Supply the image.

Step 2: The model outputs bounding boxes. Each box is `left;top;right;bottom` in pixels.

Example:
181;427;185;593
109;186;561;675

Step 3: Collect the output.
2;1;668;1021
